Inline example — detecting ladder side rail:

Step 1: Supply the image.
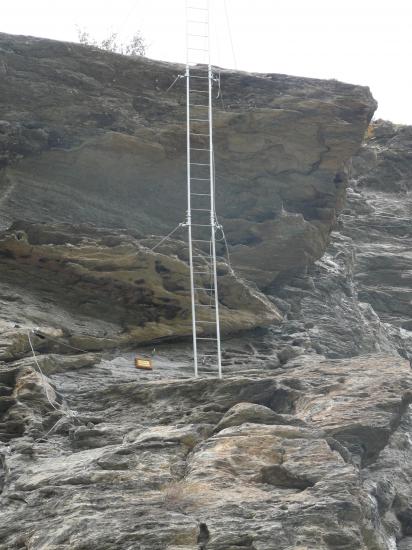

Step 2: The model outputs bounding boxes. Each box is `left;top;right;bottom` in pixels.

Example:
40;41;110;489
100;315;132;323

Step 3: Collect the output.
186;10;198;378
207;1;222;379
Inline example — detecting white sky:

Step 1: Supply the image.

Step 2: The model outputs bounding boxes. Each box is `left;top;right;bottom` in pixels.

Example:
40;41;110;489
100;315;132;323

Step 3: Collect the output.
2;0;412;123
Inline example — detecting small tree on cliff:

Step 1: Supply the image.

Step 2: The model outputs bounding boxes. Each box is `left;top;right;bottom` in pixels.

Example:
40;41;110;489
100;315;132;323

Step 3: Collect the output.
76;27;146;56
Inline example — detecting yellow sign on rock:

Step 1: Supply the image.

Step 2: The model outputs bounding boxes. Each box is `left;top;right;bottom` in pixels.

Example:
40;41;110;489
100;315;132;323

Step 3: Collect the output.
135;357;153;371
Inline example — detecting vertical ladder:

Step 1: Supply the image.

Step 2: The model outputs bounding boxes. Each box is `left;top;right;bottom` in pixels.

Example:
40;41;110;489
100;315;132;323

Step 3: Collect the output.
185;0;222;378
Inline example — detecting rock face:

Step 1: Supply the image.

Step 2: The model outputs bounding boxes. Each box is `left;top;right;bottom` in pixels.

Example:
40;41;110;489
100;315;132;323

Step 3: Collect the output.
1;352;412;549
0;221;280;351
1;32;412;550
0;33;376;287
348;121;412;332
263;120;412;362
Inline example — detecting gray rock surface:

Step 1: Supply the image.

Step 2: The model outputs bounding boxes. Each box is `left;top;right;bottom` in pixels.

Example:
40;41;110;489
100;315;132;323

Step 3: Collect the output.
0;33;412;550
262;121;412;362
348;121;412;334
0;221;280;349
1;352;412;549
0;32;376;287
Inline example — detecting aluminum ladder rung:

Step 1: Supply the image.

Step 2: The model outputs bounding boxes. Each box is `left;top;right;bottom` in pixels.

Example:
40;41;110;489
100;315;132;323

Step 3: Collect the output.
194;286;215;290
196;320;216;324
191;104;209;108
190;162;209;166
190;118;209;122
190;132;209;137
196;337;218;341
187;47;209;52
191;178;209;181
188;73;209;77
187;6;208;10
191;193;210;196
187;20;208;24
195;304;216;308
192;208;210;211
192;223;212;227
189;90;209;94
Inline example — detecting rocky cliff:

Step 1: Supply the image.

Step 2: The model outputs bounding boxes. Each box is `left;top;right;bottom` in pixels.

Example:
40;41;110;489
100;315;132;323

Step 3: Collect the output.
1;33;412;550
0;33;375;289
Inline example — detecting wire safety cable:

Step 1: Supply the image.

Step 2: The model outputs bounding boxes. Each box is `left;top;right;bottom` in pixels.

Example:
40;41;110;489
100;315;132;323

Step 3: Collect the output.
37;416;74;442
26;330;86;442
148;222;185;252
31;330;123;367
27;330;61;412
216;223;235;276
166;74;184;93
114;0;145;41
223;0;238;70
32;331;90;354
210;146;234;275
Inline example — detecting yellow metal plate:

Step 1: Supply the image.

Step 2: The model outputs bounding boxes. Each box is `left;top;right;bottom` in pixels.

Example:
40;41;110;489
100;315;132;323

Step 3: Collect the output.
135;358;153;370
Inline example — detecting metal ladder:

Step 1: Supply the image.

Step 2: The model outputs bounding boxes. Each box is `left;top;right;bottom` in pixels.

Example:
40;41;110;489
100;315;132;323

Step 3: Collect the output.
185;0;222;378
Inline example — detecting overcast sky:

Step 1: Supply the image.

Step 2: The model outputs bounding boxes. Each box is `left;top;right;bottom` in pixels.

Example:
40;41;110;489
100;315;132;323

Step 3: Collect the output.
2;0;411;123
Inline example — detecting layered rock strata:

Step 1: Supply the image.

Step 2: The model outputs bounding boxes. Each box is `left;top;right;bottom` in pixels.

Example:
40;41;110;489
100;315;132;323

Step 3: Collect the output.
264;120;412;362
0;221;280;352
0;33;376;287
1;352;412;549
348;121;412;331
2;32;412;550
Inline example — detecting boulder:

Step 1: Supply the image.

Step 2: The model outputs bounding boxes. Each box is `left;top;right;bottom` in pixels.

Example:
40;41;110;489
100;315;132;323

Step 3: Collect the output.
214;401;304;432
